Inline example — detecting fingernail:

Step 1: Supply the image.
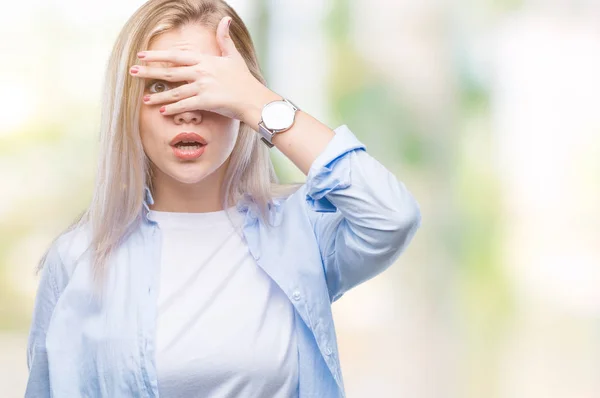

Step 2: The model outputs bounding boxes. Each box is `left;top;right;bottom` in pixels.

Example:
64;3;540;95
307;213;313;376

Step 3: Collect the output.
137;52;146;59
227;19;231;28
159;106;166;113
130;66;139;74
143;95;151;102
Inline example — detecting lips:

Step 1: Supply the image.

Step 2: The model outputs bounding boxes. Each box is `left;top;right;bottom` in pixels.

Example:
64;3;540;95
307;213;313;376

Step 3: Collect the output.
169;132;207;147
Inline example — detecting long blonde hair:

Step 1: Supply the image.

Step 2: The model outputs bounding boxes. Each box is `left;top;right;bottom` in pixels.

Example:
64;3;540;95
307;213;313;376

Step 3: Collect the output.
37;0;302;297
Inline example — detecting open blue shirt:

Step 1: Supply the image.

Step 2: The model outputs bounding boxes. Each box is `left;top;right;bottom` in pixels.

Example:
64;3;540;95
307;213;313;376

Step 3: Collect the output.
25;124;421;398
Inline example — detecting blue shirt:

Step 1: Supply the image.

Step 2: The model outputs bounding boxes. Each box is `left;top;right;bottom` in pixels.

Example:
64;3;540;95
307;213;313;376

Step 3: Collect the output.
25;124;421;398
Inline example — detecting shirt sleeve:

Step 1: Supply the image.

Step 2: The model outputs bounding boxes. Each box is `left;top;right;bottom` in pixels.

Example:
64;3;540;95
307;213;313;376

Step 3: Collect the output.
305;124;422;303
25;244;64;398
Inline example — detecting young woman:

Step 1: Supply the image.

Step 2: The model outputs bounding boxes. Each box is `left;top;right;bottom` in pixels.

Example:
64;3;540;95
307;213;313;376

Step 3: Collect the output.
25;0;421;397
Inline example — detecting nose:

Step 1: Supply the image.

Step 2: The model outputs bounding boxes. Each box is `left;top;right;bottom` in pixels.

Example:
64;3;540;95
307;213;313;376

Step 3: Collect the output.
174;110;202;125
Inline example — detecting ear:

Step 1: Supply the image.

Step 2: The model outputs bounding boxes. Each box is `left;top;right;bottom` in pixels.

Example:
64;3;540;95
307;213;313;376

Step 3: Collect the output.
216;17;237;57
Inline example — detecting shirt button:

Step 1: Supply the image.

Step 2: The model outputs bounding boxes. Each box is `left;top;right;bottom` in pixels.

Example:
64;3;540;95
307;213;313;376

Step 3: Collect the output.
292;291;301;301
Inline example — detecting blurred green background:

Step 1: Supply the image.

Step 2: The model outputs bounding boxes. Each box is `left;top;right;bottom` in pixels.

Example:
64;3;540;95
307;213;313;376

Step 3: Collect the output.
2;0;599;396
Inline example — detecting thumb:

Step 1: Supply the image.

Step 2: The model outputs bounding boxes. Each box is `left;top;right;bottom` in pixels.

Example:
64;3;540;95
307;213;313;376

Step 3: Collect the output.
216;17;237;57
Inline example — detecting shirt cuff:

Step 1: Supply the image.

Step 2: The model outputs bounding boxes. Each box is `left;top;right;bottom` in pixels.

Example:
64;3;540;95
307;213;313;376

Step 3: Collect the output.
305;124;367;212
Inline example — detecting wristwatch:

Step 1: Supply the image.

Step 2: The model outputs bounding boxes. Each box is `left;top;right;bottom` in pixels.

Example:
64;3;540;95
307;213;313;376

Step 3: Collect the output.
258;97;300;148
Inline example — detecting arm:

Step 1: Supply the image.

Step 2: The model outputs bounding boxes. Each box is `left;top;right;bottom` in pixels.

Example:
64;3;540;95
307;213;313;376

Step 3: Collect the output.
303;124;422;302
243;88;421;303
242;87;336;175
25;245;64;398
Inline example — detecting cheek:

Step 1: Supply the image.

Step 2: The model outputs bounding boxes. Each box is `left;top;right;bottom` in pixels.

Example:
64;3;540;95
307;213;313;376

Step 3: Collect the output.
217;121;240;155
139;108;160;151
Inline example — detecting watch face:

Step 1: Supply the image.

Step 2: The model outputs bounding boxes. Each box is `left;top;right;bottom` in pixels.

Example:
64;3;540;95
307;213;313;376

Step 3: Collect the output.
263;101;295;130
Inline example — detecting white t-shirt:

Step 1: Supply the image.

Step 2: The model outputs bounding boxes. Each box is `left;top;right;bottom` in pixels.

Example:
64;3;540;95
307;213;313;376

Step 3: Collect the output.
147;206;299;398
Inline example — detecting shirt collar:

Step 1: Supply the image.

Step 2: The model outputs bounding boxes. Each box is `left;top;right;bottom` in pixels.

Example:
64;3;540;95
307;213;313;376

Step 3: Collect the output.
141;185;281;226
142;185;155;223
143;185;154;209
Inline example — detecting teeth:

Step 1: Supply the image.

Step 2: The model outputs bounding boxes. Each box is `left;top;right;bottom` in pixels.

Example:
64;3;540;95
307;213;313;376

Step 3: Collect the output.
177;144;201;151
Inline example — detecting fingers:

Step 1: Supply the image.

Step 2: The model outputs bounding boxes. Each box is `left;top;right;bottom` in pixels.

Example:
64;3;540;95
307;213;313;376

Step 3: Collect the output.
157;96;201;116
130;64;196;82
136;50;199;65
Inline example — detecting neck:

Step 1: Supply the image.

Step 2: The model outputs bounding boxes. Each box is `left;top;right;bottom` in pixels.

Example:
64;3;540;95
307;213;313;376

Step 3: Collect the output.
148;165;228;213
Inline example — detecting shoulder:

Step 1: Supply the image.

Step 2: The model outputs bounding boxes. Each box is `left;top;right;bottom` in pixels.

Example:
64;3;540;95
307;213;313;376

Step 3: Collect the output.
46;222;92;280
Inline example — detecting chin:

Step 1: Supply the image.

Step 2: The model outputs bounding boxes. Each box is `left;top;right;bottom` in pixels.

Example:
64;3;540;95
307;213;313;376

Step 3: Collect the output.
150;149;229;186
169;170;212;185
167;161;222;184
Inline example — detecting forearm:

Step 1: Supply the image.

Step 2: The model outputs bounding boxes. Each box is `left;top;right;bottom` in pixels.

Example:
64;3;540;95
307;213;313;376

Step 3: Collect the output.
241;85;335;175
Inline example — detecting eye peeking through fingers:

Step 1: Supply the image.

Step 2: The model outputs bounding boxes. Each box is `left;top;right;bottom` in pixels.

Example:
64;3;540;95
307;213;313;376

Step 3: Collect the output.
145;79;172;94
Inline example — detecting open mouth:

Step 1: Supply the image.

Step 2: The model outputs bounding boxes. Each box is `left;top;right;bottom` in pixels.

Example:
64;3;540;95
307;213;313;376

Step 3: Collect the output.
169;133;207;160
171;140;207;160
173;141;206;150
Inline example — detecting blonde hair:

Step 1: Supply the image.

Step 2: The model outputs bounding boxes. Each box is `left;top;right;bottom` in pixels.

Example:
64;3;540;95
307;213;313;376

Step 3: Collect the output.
36;0;302;298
